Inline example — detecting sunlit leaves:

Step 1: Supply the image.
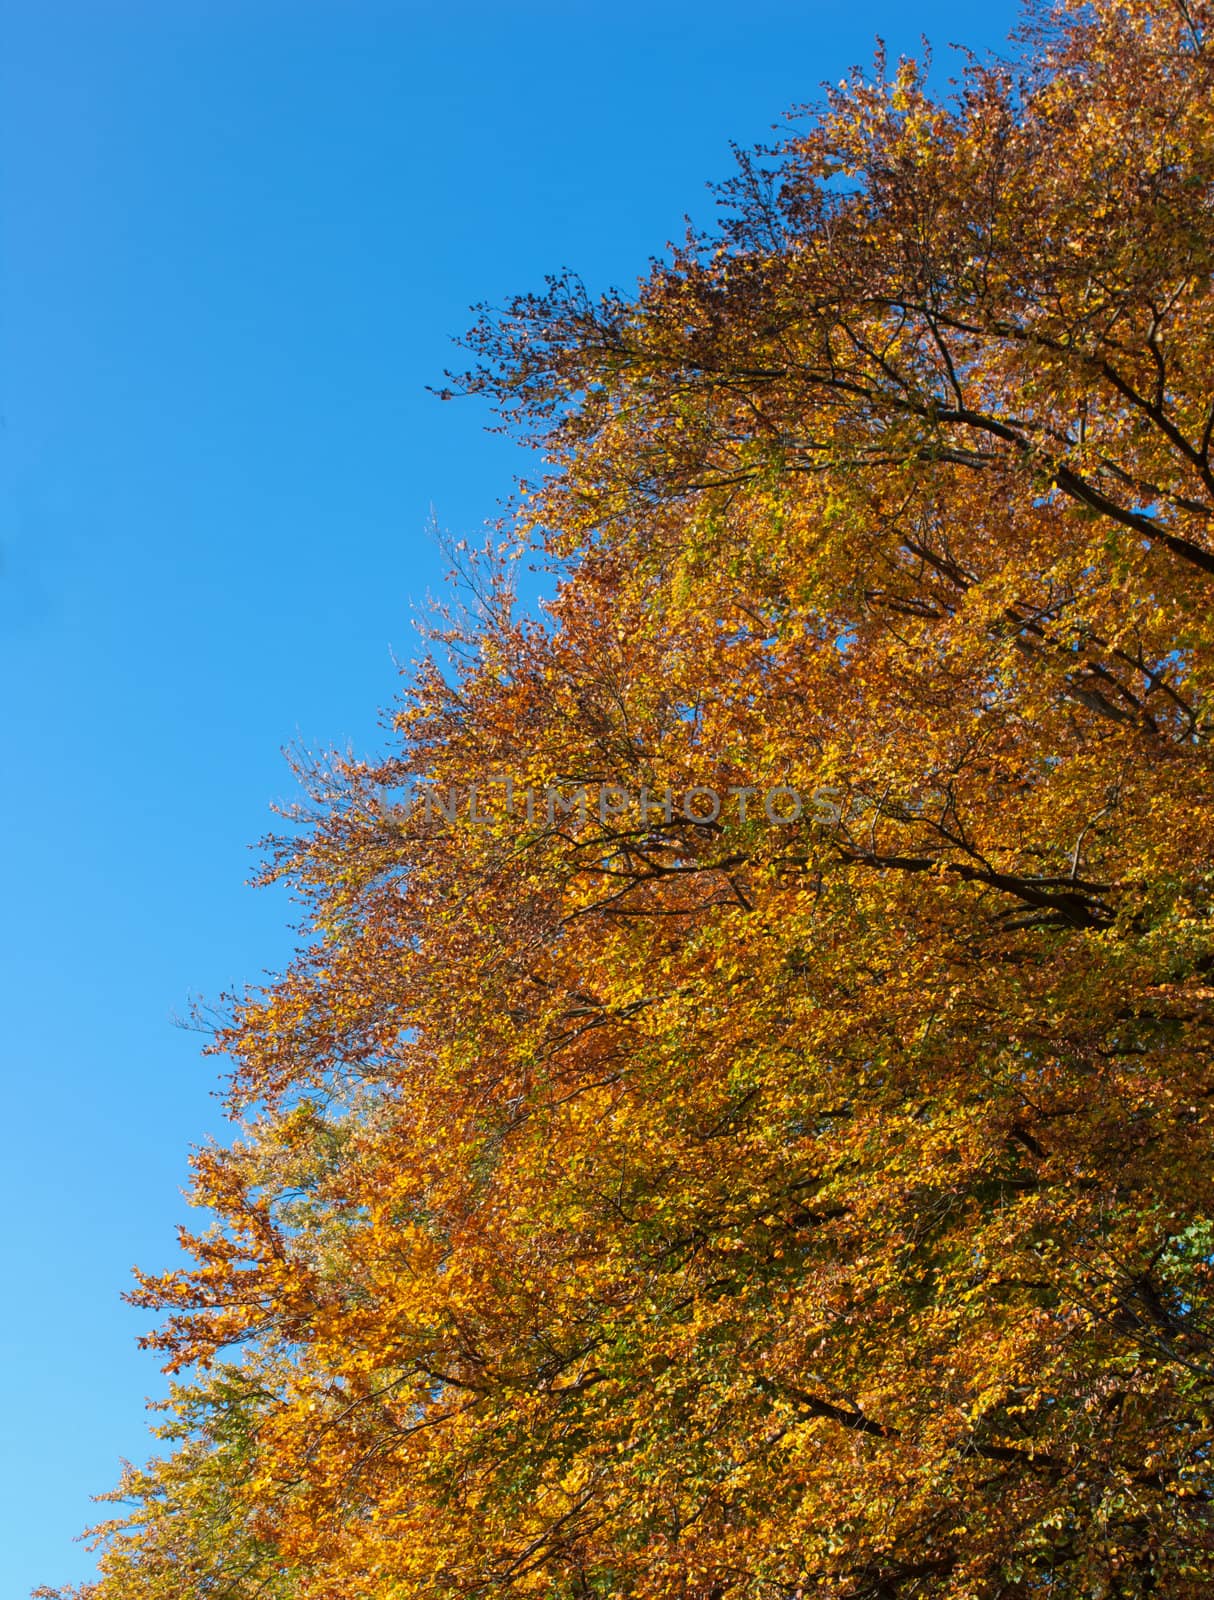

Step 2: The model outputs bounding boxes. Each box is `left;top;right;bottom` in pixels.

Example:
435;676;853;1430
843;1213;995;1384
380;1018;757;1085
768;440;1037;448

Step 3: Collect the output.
45;3;1214;1597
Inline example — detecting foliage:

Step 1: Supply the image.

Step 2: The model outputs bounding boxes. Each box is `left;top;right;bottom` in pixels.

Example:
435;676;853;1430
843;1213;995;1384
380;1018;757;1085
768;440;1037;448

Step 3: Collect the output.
44;2;1214;1594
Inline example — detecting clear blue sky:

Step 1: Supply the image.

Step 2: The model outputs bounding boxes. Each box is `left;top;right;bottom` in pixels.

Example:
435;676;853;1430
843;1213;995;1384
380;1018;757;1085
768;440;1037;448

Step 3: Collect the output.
0;1;1020;1590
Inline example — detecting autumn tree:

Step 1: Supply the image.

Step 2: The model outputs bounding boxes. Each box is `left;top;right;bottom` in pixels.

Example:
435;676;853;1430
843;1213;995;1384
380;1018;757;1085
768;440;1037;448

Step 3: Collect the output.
45;1;1214;1595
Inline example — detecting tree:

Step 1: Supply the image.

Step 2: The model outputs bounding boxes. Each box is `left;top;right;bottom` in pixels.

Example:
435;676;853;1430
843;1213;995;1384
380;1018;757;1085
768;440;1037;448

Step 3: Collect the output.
44;1;1214;1595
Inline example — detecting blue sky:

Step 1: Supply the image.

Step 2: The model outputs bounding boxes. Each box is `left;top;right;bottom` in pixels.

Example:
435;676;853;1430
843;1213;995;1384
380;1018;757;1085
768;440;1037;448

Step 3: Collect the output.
1;1;1020;1590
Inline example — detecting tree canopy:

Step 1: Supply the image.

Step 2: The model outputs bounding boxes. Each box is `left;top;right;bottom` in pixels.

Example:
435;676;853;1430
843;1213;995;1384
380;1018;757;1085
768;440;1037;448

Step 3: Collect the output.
46;1;1214;1595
